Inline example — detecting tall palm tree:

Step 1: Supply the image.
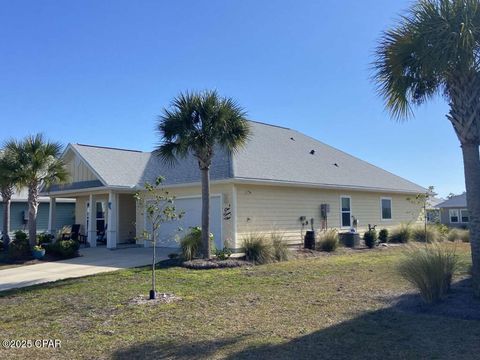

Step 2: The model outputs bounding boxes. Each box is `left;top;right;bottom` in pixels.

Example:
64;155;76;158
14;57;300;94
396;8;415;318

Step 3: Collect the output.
373;0;480;296
5;134;68;246
0;150;18;251
157;90;250;259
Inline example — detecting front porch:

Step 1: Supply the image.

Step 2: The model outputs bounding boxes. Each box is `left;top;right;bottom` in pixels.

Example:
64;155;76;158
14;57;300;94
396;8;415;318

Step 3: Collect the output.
47;189;137;249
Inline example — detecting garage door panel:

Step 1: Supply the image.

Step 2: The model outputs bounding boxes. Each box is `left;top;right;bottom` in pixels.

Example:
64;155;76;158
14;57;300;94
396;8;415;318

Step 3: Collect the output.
154;196;222;248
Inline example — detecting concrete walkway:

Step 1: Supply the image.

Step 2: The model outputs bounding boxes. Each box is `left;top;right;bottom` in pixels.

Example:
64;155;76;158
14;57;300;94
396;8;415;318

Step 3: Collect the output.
0;246;172;292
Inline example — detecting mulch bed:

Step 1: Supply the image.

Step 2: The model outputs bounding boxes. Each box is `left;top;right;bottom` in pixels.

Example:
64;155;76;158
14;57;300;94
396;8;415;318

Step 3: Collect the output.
392;277;480;320
182;258;251;269
128;293;182;306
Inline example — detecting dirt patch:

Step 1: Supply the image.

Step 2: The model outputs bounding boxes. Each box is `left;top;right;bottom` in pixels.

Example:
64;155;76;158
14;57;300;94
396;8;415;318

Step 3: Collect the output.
392;277;480;320
183;259;251;269
128;293;182;306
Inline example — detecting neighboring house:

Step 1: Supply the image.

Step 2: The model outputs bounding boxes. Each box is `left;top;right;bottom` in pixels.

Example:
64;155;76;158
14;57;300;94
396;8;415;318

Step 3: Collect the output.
436;193;470;228
426;197;444;224
0;188;75;235
41;121;425;251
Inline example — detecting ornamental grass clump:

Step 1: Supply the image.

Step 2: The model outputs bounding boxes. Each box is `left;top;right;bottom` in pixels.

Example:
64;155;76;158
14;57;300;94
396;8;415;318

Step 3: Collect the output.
180;227;214;261
242;233;274;264
317;229;339;252
411;225;440;243
398;243;458;304
447;228;470;243
270;233;290;262
389;224;412;243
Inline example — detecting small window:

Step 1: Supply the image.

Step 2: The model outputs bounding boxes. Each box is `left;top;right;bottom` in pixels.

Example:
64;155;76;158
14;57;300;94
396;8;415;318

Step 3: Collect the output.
449;209;459;223
461;209;469;223
341;196;351;227
381;198;392;220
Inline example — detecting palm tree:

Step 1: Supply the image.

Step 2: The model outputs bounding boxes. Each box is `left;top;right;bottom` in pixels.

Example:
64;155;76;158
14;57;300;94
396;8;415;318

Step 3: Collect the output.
5;134;68;246
373;0;480;296
157;90;250;259
0;150;18;251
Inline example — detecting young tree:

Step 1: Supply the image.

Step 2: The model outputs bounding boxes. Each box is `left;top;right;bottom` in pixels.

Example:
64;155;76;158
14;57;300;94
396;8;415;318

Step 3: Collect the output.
157;90;250;259
0;150;18;251
373;0;480;296
4;134;68;246
135;176;183;299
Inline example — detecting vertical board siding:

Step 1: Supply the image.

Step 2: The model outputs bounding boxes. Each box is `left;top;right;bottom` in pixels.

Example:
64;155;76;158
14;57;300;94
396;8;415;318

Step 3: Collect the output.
118;194;136;243
236;184;422;245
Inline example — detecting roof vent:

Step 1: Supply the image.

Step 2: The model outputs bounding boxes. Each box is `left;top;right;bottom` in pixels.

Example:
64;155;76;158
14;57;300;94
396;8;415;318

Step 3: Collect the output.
310;150;315;155
290;137;295;141
333;163;339;167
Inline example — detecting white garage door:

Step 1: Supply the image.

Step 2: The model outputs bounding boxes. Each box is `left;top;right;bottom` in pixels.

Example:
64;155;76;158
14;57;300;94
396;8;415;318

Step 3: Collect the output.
154;196;222;248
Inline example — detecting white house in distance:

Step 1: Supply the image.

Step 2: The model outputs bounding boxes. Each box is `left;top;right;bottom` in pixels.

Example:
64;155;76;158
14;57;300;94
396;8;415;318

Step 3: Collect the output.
41;121;425;251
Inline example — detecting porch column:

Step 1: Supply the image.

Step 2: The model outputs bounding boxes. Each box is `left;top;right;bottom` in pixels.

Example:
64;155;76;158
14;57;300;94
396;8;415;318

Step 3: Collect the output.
88;194;97;248
48;197;56;236
107;191;118;249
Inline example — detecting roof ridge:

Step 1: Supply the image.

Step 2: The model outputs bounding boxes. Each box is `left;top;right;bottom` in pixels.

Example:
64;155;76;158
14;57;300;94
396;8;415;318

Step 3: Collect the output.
248;119;290;130
75;143;144;153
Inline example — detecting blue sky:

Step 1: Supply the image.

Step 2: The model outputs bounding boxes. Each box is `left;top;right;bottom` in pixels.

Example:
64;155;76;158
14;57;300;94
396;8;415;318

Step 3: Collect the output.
0;0;464;198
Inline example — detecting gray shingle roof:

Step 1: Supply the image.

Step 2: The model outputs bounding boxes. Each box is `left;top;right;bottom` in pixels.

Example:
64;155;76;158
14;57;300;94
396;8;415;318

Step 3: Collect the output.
68;121;425;193
436;193;467;208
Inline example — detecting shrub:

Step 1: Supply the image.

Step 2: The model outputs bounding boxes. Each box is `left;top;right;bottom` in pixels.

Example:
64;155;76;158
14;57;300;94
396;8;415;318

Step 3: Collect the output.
214;247;232;260
271;233;290;262
8;236;31;260
317;230;339;252
45;240;80;259
447;228;469;242
37;232;55;245
242;233;274;264
14;230;27;242
398;243;458;304
378;229;388;243
411;225;440;243
363;230;377;249
459;230;470;242
180;227;214;261
389;224;412;243
168;253;179;259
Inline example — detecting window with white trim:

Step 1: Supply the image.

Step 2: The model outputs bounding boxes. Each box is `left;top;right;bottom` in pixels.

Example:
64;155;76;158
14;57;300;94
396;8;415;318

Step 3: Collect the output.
341;196;351;227
449;209;459;223
461;209;470;223
381;198;392;220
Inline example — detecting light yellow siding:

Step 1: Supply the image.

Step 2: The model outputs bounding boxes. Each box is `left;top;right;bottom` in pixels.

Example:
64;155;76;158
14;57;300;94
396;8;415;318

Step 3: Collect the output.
236;184;422;245
118;194;136;242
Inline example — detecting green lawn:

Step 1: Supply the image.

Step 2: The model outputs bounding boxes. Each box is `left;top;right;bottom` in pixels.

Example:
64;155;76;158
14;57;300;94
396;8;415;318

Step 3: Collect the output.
1;243;479;360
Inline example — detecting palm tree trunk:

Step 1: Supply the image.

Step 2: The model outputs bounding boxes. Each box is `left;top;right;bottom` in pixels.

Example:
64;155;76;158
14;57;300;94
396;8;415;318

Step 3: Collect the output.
2;197;11;251
201;167;211;259
461;143;480;297
28;184;39;247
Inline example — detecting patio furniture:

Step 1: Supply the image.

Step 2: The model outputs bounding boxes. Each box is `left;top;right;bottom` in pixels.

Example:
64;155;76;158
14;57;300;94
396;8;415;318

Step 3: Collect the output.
62;224;87;244
97;221;107;245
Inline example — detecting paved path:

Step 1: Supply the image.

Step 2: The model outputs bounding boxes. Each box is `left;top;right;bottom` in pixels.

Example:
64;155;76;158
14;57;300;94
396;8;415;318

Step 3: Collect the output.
0;247;172;292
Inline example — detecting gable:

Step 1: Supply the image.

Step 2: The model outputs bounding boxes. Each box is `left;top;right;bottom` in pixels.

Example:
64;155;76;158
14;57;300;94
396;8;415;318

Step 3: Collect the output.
63;147;102;184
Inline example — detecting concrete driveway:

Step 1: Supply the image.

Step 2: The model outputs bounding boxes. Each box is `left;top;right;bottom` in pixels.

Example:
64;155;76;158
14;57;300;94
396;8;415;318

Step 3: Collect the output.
0;246;172;292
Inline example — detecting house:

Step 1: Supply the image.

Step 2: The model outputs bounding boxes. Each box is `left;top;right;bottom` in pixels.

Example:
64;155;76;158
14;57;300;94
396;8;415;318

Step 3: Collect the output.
0;188;75;236
436;193;469;228
41;121;425;251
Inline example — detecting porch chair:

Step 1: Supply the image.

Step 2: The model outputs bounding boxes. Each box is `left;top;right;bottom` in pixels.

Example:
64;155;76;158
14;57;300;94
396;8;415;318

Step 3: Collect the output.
62;224;87;245
96;221;107;245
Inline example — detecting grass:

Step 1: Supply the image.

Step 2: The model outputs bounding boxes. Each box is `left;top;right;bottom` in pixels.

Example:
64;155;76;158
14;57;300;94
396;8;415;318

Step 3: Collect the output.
0;243;477;359
389;223;412;243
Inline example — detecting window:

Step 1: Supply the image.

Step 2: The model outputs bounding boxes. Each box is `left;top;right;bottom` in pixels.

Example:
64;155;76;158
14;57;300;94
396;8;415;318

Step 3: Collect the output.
341;196;351;227
381;198;392;220
449;209;459;223
461;209;470;223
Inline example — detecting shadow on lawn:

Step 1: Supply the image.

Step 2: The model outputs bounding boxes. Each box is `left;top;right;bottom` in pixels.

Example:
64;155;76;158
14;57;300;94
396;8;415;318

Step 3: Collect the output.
112;279;480;360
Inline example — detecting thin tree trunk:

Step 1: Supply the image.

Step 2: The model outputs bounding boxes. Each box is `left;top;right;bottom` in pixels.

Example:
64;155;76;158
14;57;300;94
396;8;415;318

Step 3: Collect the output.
461;143;480;297
2;197;11;251
28;184;39;247
201;167;211;259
